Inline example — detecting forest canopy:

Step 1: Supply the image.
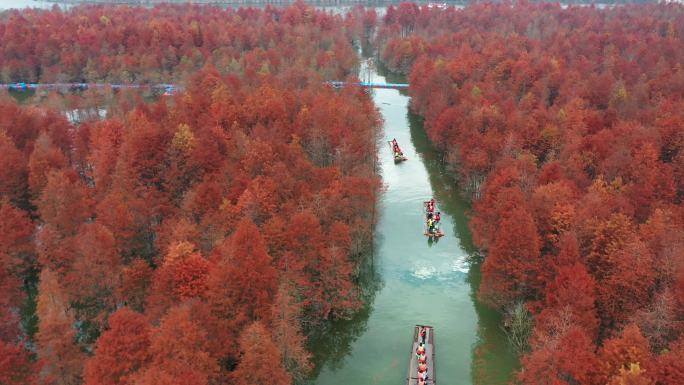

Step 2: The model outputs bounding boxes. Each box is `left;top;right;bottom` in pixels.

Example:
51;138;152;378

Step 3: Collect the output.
379;2;684;384
0;4;381;385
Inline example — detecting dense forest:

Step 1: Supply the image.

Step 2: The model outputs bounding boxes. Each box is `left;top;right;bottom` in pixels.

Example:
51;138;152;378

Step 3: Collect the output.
380;2;684;384
5;2;684;385
0;4;367;83
0;4;382;384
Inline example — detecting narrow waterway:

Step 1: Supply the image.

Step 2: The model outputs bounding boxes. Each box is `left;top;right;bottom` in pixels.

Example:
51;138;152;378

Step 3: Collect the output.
308;59;518;385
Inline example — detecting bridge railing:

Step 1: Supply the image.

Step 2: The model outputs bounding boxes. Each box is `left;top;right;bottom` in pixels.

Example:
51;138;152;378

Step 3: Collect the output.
1;81;408;93
327;81;409;89
0;82;183;94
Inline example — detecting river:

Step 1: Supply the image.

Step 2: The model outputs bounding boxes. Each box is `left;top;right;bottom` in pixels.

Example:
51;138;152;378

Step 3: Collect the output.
307;56;518;385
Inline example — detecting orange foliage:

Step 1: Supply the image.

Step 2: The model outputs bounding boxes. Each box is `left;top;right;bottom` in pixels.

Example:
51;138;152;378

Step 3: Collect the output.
379;3;684;384
231;322;292;385
84;308;151;385
0;6;380;383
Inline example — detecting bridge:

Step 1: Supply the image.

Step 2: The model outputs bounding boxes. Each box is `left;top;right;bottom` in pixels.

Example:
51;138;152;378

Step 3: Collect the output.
1;80;409;94
327;81;409;89
0;82;180;95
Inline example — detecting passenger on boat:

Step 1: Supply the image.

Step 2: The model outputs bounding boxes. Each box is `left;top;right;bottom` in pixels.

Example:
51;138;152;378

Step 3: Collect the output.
416;343;425;356
418;380;426;385
418;363;428;374
427;218;435;233
425;199;435;213
418;353;427;364
434;212;441;222
420;326;427;344
420;371;429;381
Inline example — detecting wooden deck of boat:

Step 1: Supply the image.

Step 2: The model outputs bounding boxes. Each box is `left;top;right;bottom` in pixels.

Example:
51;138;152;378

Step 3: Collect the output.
406;325;436;385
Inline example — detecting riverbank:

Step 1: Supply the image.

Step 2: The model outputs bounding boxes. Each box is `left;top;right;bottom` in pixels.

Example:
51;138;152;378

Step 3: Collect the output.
306;52;518;385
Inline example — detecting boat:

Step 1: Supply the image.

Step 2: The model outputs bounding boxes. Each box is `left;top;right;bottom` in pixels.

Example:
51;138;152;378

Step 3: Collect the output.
406;325;436;385
423;200;445;238
389;140;408;162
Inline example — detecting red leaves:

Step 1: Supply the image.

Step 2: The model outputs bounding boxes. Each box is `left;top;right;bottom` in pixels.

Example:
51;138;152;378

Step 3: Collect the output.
597;325;654;385
133;304;220;385
0;132;27;206
0;341;38;385
479;195;542;308
0;200;34;274
36;269;85;385
37;169;94;236
519;325;597;385
380;3;684;384
209;219;278;323
84;308;151;385
231;322;292;385
172;252;211;300
0;6;381;383
147;242;212;320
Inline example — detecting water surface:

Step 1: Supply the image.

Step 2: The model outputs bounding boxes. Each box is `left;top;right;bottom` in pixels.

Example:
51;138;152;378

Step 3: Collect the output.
308;59;518;385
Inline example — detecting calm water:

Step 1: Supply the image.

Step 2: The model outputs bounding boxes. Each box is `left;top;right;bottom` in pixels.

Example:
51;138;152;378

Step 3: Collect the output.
307;58;518;385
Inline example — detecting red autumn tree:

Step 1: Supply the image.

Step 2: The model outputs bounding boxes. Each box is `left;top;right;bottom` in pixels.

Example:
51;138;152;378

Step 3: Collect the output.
231;321;292;385
0;341;38;385
132;304;220;385
66;223;122;324
519;324;598;385
207;218;278;323
0;263;23;341
37;169;94;237
596;324;655;385
270;282;312;381
654;337;684;385
36;268;85;385
0;199;34;275
540;234;599;337
117;259;153;311
479;189;542;309
27;132;68;201
83;307;151;385
0;132;28;207
146;241;212;321
87;119;124;198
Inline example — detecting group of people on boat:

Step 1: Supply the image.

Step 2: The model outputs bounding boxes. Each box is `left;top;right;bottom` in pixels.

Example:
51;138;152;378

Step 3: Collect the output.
415;326;430;384
424;198;442;237
390;138;406;161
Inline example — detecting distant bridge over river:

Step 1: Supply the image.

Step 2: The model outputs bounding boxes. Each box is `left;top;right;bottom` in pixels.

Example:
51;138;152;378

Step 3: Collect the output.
1;80;409;94
0;82;179;94
328;81;409;89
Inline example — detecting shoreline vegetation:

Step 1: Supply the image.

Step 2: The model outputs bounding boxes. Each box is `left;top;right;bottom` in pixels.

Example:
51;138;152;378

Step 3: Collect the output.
378;2;684;384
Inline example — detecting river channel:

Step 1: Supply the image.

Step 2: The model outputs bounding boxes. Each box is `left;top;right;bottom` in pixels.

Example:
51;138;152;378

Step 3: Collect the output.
307;57;518;385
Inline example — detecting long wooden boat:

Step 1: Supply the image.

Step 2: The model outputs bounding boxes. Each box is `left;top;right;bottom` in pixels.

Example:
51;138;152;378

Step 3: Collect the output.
389;140;408;162
423;201;445;238
406;325;436;385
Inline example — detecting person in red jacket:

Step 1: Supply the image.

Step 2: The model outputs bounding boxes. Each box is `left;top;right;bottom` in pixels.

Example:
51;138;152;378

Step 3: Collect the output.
416;343;425;356
419;371;429;382
418;363;428;373
425;199;435;213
